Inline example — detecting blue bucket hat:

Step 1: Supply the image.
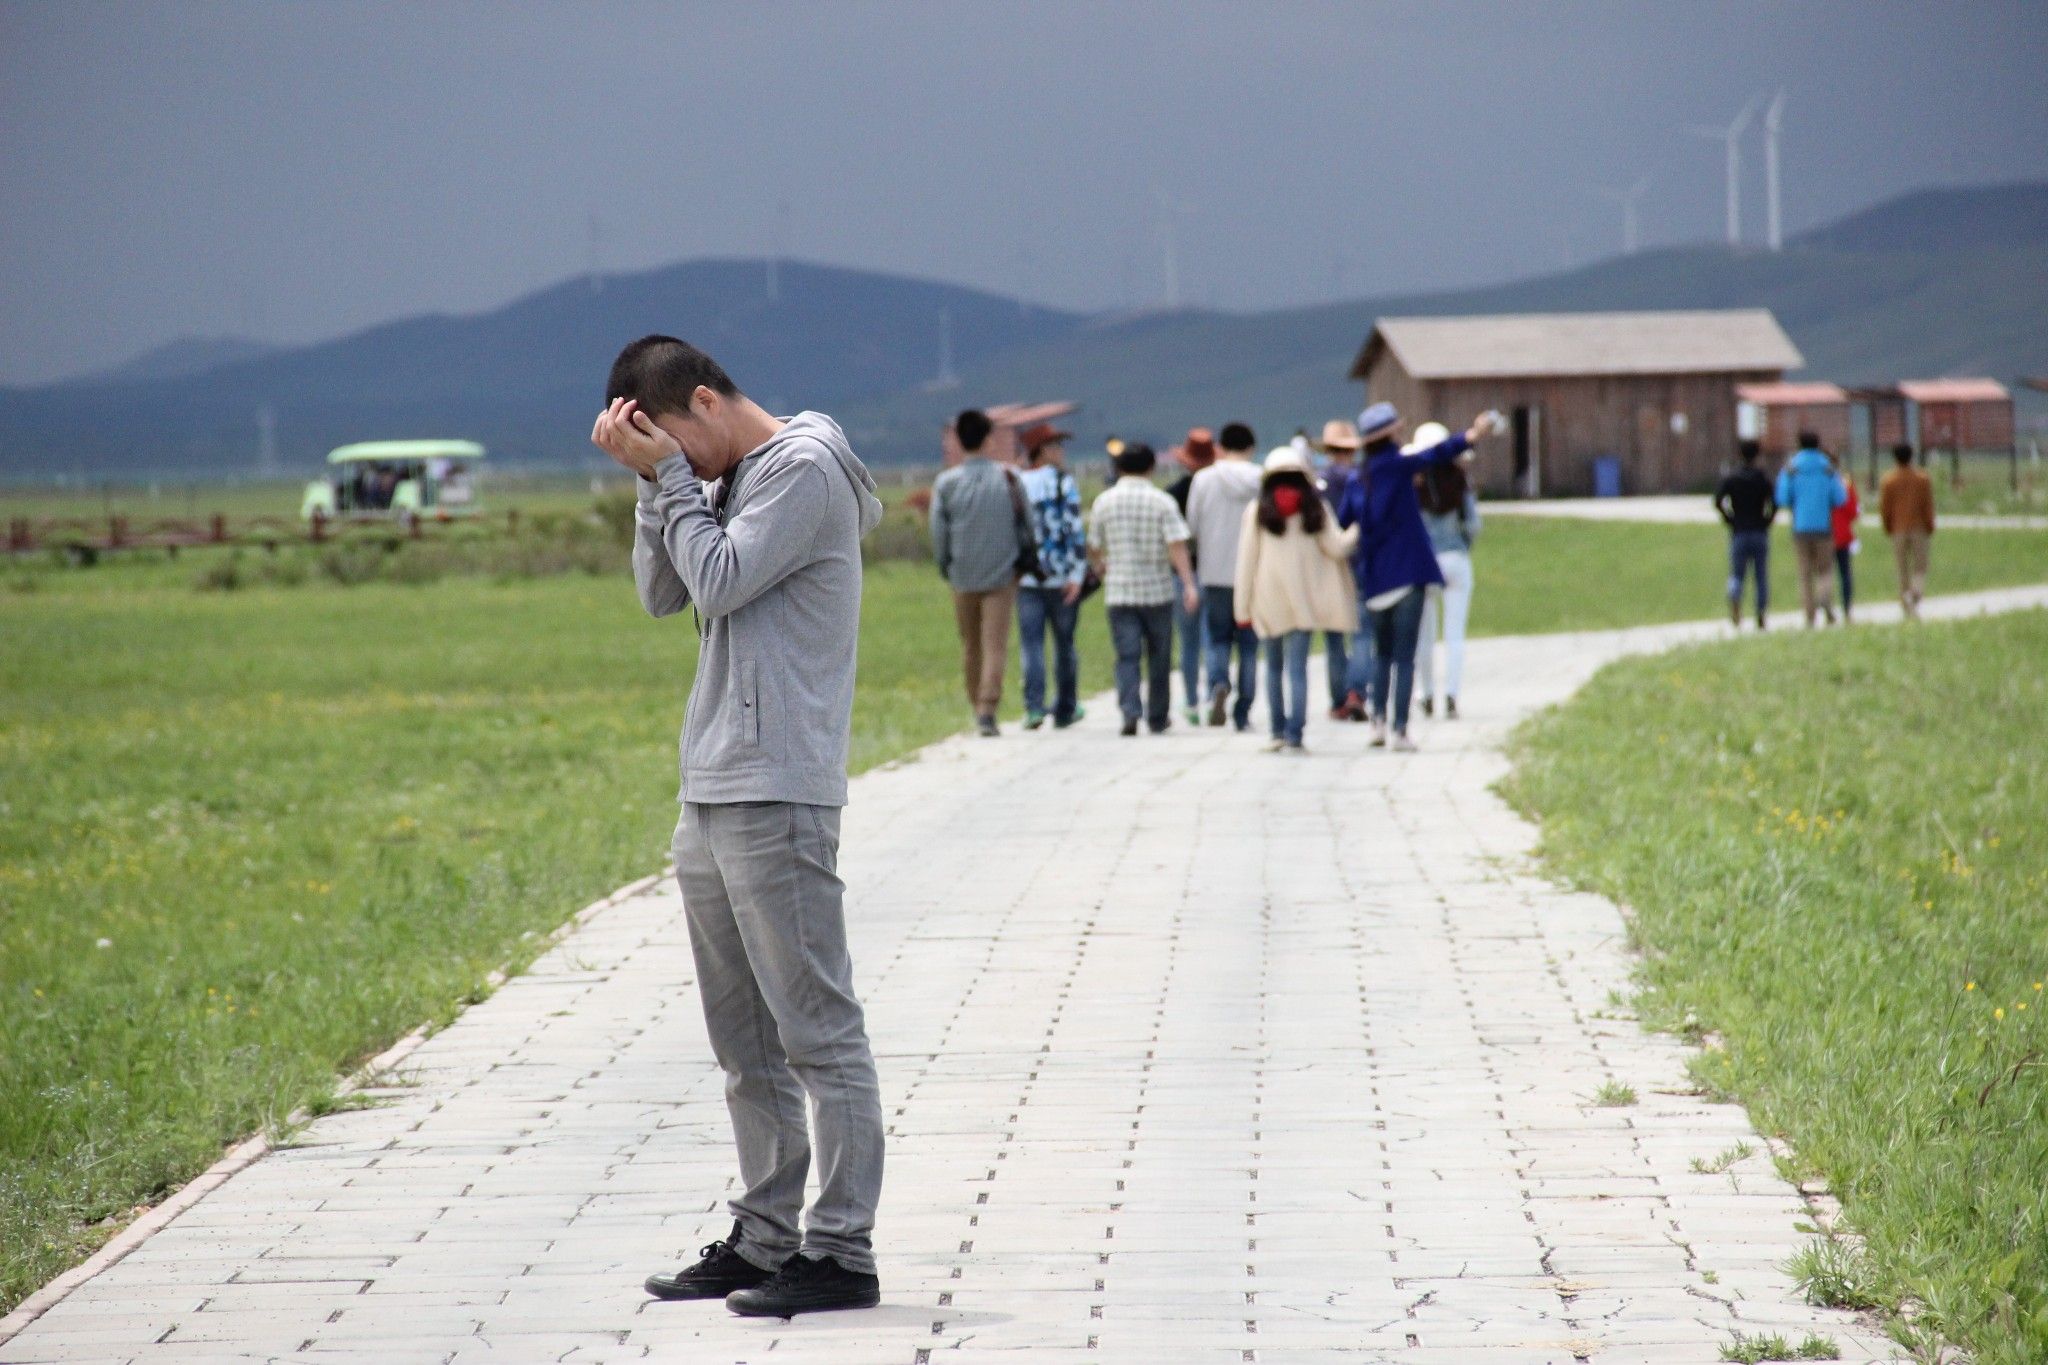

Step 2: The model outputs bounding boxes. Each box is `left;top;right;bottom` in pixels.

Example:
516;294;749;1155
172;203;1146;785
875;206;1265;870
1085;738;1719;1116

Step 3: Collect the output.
1358;402;1400;442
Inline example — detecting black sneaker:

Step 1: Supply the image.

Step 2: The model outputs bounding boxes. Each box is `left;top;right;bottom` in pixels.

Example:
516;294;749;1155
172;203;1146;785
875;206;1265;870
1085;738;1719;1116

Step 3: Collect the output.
725;1252;880;1319
976;714;1000;738
1444;696;1458;720
1420;696;1434;718
1120;717;1139;737
1206;681;1229;727
645;1221;777;1301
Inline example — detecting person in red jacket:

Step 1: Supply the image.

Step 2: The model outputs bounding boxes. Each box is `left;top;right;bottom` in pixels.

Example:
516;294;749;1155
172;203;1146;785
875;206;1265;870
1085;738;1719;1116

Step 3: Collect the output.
1830;460;1860;624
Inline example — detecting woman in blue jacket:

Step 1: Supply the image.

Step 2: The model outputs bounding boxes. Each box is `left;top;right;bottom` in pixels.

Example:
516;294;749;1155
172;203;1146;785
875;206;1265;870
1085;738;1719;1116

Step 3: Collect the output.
1334;402;1496;751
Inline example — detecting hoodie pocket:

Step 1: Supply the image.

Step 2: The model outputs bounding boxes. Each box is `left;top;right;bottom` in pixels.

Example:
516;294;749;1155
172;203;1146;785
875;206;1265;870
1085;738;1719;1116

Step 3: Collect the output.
737;659;761;747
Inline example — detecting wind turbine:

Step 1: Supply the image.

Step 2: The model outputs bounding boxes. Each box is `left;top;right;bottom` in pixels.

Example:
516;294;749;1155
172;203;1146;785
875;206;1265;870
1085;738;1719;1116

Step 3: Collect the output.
1689;96;1760;246
1763;90;1786;251
934;307;958;389
1153;188;1185;309
1599;175;1653;254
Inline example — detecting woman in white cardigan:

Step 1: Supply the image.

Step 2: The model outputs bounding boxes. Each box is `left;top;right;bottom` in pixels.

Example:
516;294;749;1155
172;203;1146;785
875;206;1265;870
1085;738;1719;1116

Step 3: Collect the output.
1232;448;1360;753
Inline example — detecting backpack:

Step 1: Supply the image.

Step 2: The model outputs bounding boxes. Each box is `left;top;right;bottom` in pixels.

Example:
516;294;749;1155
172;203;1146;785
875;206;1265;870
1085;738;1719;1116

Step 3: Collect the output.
1004;467;1047;582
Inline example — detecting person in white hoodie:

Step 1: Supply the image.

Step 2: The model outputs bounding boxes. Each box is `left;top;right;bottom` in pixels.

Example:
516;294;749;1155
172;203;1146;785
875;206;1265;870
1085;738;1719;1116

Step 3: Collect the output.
593;334;887;1320
1232;447;1359;753
1185;421;1266;730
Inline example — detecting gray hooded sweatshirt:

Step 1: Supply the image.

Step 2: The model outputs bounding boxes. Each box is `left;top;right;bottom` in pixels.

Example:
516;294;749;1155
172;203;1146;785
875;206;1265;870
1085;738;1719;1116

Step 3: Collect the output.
633;411;885;807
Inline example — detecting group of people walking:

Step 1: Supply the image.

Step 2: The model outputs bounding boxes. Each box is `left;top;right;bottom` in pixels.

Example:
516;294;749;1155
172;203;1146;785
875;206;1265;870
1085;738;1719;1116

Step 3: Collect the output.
1716;433;1938;629
930;403;1493;753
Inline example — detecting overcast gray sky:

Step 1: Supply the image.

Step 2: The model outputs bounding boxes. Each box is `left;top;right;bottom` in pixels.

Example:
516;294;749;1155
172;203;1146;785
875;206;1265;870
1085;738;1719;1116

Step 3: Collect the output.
3;0;2045;385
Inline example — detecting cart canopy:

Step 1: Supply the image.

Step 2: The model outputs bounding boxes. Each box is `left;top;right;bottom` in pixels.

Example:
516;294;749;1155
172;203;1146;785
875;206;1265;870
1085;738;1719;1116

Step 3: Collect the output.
327;440;486;465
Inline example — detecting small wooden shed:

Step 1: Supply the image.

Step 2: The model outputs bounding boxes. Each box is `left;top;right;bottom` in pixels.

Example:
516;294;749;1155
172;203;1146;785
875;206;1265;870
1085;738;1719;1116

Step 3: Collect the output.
1734;381;1852;459
1893;378;2015;455
1349;309;1802;496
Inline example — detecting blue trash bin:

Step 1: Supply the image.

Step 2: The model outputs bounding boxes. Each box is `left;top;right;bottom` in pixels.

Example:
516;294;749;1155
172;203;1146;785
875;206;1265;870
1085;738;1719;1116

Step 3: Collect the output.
1592;457;1623;498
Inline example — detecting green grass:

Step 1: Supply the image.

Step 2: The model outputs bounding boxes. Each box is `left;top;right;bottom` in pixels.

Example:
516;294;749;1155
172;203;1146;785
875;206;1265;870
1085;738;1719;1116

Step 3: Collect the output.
1505;610;2048;1364
1719;1331;1841;1363
1590;1080;1638;1107
1459;517;2048;636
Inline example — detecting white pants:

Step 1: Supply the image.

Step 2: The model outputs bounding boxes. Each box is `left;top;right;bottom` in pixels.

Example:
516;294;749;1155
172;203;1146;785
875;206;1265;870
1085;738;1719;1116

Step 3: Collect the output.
1416;548;1473;702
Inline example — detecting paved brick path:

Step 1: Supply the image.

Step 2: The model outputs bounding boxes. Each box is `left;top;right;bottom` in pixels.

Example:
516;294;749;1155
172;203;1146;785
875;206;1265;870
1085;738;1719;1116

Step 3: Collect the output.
11;586;2044;1364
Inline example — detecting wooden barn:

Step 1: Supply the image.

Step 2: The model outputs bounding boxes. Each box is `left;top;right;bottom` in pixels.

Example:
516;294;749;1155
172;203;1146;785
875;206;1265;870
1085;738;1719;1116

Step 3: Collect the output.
1349;309;1802;496
1735;381;1852;459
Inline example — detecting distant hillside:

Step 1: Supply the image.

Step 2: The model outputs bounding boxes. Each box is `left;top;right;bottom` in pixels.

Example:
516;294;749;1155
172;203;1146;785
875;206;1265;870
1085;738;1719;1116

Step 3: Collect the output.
1794;182;2048;254
2;183;2042;479
0;260;1083;478
95;336;277;383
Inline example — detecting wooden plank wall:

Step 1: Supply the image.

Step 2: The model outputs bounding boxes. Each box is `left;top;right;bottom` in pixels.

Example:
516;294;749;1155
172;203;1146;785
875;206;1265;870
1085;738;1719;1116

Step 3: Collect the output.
1363;358;1781;496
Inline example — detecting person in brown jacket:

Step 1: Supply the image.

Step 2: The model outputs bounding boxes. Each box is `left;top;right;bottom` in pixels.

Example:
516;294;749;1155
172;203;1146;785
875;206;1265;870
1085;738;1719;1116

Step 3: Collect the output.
1879;444;1936;619
1233;447;1359;754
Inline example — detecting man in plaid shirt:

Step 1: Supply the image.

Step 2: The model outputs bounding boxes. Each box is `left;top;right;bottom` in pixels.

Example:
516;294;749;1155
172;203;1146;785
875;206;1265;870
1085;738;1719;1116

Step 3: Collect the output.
1087;441;1201;736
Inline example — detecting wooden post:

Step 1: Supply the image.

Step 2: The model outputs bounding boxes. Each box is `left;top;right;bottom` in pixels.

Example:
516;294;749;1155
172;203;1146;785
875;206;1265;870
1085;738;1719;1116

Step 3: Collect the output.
310;509;327;543
109;515;128;549
210;513;228;544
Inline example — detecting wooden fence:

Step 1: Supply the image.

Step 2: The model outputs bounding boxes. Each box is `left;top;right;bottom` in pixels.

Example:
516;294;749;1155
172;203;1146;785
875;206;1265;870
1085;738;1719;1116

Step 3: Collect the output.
5;510;524;559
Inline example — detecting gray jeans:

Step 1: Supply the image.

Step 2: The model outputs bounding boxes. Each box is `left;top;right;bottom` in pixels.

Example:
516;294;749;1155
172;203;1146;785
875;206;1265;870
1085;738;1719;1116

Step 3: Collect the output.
671;801;884;1274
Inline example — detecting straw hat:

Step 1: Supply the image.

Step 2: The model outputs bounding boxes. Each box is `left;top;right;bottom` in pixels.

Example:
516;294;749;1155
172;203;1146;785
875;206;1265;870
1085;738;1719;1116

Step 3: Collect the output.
1319;418;1361;452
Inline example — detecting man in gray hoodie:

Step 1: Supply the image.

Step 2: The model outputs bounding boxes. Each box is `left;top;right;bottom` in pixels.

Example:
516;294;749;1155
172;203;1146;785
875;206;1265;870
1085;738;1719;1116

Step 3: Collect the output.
591;334;887;1320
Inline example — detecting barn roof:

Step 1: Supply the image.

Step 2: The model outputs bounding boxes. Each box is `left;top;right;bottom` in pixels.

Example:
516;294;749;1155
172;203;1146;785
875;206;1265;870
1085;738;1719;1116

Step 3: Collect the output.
1351;309;1802;381
1735;381;1849;406
1894;378;2009;403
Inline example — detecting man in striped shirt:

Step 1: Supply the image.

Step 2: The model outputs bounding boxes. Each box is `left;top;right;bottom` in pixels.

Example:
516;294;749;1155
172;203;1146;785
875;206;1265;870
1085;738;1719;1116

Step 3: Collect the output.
1087;442;1200;736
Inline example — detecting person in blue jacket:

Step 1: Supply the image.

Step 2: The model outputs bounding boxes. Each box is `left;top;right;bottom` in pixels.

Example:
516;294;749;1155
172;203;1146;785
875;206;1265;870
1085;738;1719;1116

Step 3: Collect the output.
1334;402;1496;751
1774;430;1848;628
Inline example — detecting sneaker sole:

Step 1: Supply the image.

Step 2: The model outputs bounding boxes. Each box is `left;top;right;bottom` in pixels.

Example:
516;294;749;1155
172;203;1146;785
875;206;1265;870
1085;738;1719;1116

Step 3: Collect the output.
646;1275;765;1301
725;1286;882;1318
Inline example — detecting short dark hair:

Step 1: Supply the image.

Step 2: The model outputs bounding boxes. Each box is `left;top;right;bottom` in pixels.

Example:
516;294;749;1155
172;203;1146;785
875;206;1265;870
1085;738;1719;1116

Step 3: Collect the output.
1892;443;1915;464
1738;439;1761;463
955;409;993;453
1219;422;1256;453
1797;430;1821;450
1114;442;1157;476
607;335;738;418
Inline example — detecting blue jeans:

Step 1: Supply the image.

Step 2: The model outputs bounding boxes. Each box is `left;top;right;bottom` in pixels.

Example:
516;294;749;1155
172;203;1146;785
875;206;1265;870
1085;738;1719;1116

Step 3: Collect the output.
1263;631;1312;746
1201;585;1259;727
1324;632;1350;706
1017;585;1080;722
1345;595;1377;700
1109;602;1174;730
1173;591;1204;707
1728;530;1769;618
1370;588;1427;734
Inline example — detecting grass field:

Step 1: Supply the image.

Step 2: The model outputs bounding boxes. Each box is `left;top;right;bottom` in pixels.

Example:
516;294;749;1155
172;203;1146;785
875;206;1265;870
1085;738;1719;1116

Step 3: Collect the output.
1504;612;2048;1364
2;506;2045;1314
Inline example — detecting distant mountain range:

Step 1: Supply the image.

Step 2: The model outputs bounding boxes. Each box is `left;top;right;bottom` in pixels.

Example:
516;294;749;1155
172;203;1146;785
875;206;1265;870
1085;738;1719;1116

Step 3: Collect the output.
4;183;2044;480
